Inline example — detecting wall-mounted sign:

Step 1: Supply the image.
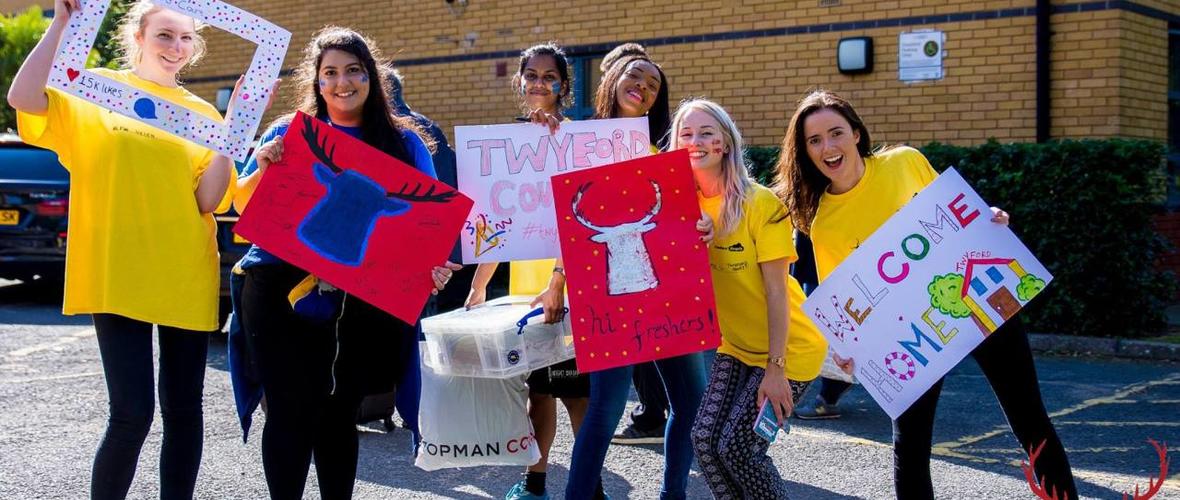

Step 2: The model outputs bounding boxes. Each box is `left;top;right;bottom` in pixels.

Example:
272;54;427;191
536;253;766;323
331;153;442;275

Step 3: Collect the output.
899;30;944;82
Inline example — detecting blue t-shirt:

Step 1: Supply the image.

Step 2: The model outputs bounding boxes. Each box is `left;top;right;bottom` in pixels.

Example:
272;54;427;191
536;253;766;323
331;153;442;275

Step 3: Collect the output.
237;119;436;269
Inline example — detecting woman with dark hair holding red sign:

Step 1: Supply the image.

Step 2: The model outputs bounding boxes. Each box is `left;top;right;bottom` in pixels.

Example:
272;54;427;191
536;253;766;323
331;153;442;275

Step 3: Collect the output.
231;26;459;499
774;89;1076;500
563;49;710;500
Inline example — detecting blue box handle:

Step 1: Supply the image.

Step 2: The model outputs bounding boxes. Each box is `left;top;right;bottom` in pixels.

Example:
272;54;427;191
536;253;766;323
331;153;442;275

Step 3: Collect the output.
516;307;570;335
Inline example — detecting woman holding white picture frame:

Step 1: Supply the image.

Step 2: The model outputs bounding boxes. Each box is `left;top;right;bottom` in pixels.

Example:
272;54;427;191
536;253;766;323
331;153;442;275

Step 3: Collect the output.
7;0;268;497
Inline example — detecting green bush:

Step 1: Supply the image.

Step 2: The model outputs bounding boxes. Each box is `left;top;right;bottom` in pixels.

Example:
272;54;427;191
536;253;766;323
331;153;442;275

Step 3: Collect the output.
1;3;125;133
744;139;1175;338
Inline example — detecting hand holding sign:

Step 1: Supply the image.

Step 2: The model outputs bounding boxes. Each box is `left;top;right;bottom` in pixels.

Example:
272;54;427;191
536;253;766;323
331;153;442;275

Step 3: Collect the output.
552;149;721;373
234;112;474;324
51;0;80;24
803;169;1051;419
456;117;652;263
48;0;290;160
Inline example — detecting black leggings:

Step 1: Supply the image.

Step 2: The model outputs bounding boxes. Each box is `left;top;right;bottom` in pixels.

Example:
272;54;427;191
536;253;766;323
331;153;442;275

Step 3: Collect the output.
630;361;670;430
91;314;209;500
241;264;370;500
893;319;1077;499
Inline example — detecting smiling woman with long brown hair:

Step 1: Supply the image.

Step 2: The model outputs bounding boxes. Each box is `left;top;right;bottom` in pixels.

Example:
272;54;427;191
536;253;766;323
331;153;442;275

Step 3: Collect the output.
774;89;1077;500
231;26;459;499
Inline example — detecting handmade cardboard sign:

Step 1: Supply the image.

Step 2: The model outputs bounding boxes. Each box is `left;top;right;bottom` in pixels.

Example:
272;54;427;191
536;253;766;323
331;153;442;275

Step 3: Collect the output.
455;117;651;264
552;149;721;373
804;168;1051;419
48;0;289;161
234;112;474;323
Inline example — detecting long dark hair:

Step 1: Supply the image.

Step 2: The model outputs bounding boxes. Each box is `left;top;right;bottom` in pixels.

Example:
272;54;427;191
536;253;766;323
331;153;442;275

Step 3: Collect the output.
511;42;572;112
593;54;671;150
772;90;874;234
284;26;429;166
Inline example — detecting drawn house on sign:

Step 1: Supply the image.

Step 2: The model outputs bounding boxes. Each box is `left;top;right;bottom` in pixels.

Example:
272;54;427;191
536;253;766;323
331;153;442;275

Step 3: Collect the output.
960;257;1040;334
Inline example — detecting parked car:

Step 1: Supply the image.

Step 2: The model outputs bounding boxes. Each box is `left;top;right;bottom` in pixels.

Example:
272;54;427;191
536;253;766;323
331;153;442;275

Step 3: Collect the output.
0;133;68;284
0;133;251;325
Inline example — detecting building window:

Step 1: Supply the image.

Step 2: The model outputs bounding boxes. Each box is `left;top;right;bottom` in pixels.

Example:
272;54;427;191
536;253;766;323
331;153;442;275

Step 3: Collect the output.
1168;24;1179;210
568;54;606;120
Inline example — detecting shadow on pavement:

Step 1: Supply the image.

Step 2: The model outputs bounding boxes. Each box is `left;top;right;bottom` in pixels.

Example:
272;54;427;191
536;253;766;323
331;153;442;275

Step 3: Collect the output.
0;279;89;326
784;481;863;499
352;427;636;499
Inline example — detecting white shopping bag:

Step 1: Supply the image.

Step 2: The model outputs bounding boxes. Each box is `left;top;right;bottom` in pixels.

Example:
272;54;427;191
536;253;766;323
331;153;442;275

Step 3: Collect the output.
415;344;541;470
819;348;856;384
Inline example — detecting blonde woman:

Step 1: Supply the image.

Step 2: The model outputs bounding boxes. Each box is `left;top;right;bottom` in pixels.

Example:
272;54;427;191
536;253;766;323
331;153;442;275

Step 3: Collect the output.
675;98;826;499
6;0;248;497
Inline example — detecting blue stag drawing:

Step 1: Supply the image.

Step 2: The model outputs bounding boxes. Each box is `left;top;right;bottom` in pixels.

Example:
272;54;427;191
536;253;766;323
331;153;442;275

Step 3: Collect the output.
297;114;458;266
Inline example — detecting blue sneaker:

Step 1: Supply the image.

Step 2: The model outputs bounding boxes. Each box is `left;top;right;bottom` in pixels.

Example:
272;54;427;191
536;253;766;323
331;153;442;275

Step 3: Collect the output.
504;479;549;500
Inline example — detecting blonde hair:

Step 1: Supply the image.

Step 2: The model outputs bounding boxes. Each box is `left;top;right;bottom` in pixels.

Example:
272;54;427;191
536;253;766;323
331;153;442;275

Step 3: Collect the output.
116;0;207;72
671;98;752;237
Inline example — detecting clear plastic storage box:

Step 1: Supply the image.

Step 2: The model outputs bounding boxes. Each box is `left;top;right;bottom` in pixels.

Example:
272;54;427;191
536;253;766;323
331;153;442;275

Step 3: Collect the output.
421;295;575;379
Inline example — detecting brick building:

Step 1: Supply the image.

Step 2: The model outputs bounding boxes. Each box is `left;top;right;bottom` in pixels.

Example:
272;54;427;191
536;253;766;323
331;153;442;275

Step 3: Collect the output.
4;0;1180;274
166;0;1177;150
181;0;1180;264
4;1;1175;149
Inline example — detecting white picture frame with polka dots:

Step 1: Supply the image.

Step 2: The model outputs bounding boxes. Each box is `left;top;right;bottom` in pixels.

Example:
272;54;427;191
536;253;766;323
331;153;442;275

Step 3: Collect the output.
47;0;290;161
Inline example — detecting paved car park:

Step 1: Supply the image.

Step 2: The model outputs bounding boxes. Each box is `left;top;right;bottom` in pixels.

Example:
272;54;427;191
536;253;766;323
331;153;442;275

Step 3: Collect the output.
1;279;1177;499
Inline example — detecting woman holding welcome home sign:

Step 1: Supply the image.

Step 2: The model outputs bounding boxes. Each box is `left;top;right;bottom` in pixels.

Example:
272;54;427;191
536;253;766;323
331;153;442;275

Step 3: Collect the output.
773;89;1077;499
6;0;270;497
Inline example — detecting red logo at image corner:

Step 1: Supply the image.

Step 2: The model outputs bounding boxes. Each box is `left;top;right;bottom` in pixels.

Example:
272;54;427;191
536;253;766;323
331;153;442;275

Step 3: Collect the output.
66;68;80;82
1023;438;1169;499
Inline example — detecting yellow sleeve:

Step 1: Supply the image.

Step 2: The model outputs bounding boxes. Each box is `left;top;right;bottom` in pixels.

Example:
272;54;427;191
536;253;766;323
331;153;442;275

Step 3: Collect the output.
15;87;78;168
909;147;938;187
751;188;795;264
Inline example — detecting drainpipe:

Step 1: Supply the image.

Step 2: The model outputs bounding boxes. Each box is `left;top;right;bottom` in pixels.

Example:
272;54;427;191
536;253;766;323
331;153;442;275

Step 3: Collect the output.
1036;0;1051;143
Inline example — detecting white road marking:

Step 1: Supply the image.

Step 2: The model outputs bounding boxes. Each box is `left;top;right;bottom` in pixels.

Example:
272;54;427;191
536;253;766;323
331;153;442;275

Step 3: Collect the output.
6;328;95;357
2;371;103;384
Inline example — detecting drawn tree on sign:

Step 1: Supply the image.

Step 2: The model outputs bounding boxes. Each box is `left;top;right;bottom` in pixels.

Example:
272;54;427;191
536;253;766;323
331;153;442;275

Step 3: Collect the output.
928;273;970;318
1017;274;1046;301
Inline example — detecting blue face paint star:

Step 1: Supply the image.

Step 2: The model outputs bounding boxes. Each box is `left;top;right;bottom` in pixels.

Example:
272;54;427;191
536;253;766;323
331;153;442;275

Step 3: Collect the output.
359;74;368;83
551;81;561;97
318;79;328;88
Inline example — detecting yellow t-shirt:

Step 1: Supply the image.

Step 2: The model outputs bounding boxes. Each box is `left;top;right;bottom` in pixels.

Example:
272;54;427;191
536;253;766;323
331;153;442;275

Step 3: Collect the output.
509;258;557;296
810;146;938;281
701;184;827;380
17;68;225;331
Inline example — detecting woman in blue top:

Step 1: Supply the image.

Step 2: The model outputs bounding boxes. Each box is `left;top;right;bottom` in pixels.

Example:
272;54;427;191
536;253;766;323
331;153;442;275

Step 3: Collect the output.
232;26;459;500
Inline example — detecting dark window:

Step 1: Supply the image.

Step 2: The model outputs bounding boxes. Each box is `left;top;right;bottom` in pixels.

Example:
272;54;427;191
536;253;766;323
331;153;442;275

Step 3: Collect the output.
1169;25;1180;209
567;54;606;120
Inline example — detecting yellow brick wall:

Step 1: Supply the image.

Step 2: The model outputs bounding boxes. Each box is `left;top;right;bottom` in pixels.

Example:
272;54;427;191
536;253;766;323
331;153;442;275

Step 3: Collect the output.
0;0;50;14
1049;9;1122;138
1118;9;1169;141
179;0;1176;147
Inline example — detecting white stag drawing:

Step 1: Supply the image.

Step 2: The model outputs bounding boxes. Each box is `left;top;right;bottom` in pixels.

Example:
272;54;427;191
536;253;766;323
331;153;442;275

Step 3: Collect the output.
573;180;661;295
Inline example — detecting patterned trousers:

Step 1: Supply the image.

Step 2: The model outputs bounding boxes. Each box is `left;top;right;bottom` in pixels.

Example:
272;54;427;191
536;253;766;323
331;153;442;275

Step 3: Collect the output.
691;353;812;499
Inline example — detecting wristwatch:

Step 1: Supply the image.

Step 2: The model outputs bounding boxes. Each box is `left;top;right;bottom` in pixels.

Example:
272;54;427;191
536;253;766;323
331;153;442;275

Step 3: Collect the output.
552;266;565;276
768;356;785;368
